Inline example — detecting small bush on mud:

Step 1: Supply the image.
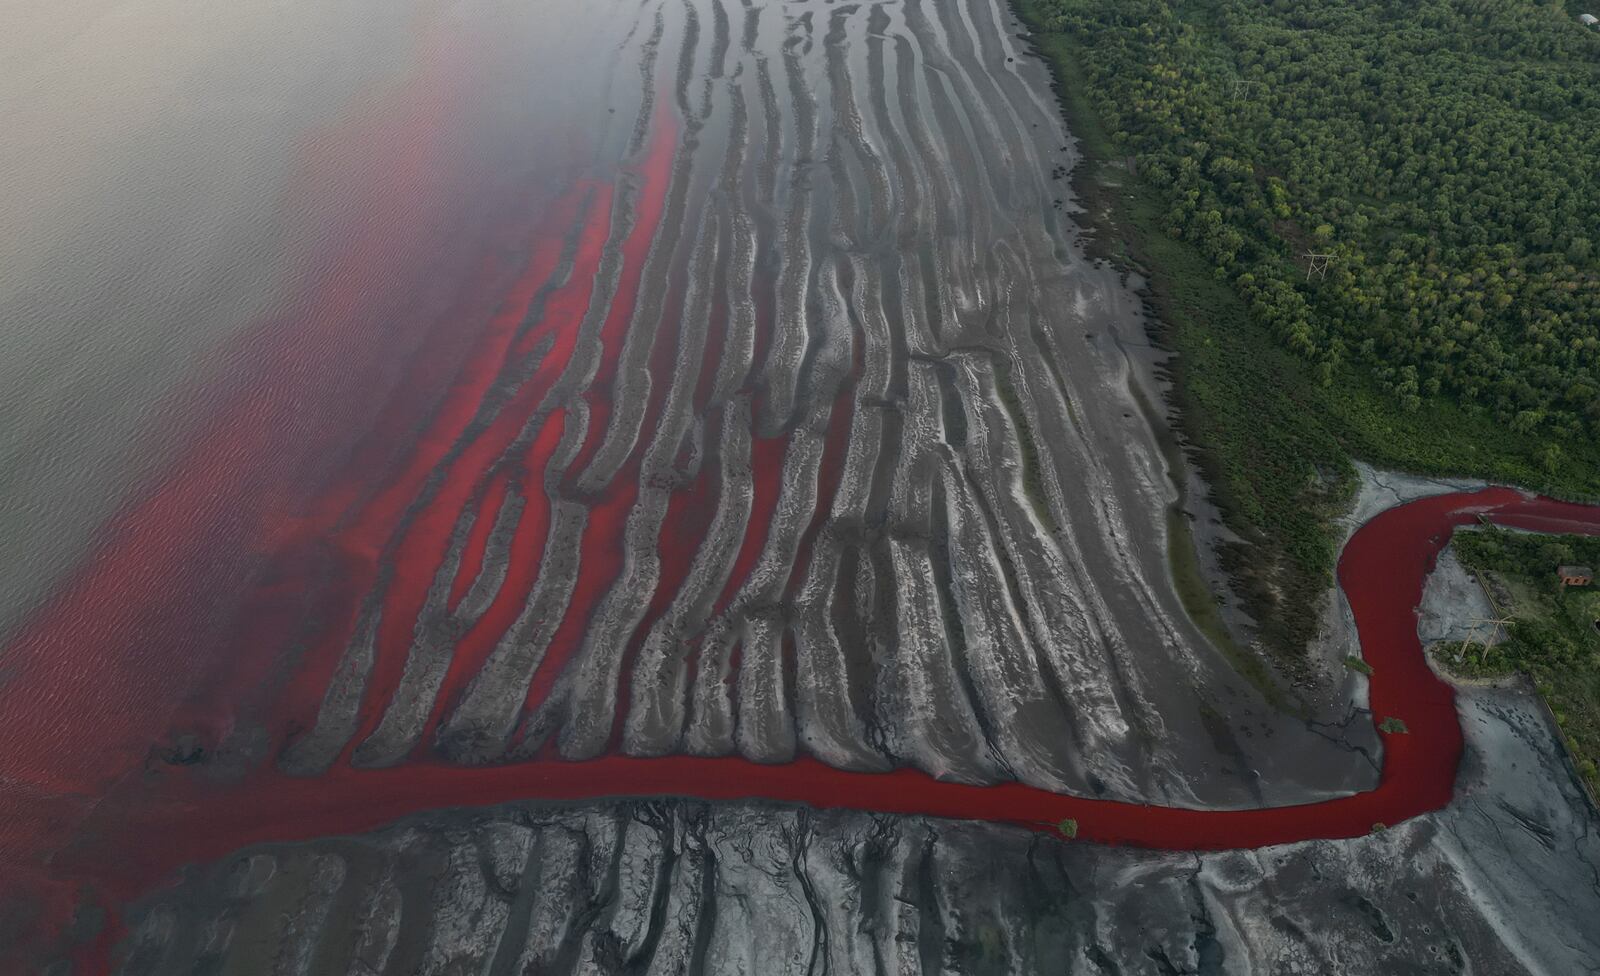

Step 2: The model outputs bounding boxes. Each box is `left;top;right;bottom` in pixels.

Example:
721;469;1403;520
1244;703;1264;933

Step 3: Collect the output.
1343;655;1374;677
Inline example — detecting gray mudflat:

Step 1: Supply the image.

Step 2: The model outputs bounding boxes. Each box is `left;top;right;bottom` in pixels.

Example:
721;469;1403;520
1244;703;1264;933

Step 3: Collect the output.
261;0;1380;807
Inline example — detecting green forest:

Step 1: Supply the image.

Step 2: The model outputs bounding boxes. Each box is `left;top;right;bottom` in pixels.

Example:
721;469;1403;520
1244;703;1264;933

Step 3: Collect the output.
1018;0;1600;671
1033;0;1600;438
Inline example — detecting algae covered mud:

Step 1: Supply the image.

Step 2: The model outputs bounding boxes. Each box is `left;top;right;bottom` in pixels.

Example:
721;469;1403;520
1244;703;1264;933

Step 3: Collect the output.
1;0;1597;972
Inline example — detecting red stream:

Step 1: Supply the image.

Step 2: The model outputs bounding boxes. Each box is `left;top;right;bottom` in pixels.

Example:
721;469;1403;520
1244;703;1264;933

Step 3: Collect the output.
3;33;1600;976
51;489;1600;879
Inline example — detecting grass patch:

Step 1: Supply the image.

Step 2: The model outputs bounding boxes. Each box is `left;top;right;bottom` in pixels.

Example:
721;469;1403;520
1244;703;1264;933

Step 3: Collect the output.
1342;655;1373;677
1166;508;1295;711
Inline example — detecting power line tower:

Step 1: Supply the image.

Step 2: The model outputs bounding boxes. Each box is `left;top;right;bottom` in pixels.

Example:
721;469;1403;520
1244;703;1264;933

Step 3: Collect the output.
1462;615;1513;666
1304;252;1334;280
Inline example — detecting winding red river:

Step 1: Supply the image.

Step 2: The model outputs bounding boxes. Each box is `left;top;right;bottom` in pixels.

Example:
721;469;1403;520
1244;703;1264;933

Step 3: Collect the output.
59;487;1600;865
4;58;1600;975
15;482;1600;973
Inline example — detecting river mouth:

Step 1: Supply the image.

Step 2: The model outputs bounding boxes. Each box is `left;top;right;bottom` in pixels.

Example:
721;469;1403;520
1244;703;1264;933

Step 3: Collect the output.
4;0;1598;970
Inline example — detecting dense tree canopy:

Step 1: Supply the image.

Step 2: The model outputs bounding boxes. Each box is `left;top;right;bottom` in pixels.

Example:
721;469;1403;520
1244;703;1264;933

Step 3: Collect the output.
1035;0;1600;439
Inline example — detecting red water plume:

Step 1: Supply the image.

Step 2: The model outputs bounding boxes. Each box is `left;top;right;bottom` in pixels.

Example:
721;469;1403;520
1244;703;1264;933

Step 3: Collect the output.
0;24;629;970
6;30;1600;976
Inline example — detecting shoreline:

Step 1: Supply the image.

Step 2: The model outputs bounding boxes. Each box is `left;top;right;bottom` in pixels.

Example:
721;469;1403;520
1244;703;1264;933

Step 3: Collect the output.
1005;0;1600;698
1005;0;1600;841
1006;0;1350;682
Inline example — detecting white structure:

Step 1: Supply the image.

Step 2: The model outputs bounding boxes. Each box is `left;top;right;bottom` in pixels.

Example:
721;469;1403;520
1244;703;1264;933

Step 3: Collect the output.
1581;12;1600;26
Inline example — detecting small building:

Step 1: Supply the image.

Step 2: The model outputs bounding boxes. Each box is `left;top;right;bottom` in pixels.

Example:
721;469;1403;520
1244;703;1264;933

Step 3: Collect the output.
1582;13;1600;27
1558;565;1594;588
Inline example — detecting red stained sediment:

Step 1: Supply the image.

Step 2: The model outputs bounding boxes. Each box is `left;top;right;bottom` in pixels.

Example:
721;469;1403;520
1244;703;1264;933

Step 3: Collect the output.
516;472;637;728
0;24;520;969
339;189;602;755
447;474;512;615
199;119;614;763
324;181;612;755
605;414;725;752
420;410;567;750
566;102;678;482
0;24;487;808
53;490;1600;880
45;483;1600;903
513;106;679;727
692;265;732;414
10;37;1600;973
